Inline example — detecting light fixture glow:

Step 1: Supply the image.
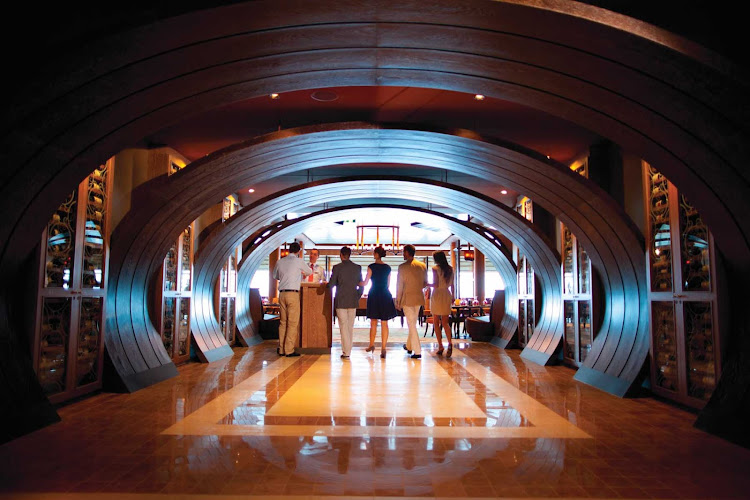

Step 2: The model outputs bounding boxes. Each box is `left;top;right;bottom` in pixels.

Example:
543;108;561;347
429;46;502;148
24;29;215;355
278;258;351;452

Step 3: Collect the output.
474;94;485;101
248;188;255;193
270;93;280;99
500;189;508;195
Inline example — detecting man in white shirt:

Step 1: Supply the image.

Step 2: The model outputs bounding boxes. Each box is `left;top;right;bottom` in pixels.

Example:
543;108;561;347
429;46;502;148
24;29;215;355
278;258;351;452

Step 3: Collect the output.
303;248;327;283
272;241;312;356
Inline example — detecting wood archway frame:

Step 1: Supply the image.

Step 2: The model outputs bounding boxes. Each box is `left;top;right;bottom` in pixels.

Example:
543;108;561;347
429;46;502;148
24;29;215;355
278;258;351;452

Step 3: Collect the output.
102;125;645;399
192;200;519;351
1;0;744;440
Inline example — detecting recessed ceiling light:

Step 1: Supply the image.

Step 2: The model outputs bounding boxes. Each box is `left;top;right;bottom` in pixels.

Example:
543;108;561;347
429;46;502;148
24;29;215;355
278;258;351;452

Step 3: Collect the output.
500;189;508;195
546;155;550;159
269;93;280;99
474;94;485;101
248;188;255;193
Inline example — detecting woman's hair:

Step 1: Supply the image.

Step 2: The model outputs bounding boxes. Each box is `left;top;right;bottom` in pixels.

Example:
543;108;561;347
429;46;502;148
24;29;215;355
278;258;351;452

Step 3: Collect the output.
373;246;387;258
433;251;453;280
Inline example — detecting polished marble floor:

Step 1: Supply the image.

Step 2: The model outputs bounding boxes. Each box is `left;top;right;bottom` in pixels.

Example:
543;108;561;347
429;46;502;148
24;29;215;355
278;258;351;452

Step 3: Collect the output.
2;341;750;499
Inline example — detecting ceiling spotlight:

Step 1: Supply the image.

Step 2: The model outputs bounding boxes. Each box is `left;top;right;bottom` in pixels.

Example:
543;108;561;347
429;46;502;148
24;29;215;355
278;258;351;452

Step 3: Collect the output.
546;155;550;159
474;94;485;101
500;189;508;195
269;93;280;99
248;188;255;193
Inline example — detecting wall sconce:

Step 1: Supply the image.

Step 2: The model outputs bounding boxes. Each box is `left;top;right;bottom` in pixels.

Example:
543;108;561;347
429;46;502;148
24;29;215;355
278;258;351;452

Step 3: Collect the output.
279;244;289;258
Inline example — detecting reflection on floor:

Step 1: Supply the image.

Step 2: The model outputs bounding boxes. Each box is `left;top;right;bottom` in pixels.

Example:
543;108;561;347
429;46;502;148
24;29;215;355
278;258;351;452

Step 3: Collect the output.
2;341;750;499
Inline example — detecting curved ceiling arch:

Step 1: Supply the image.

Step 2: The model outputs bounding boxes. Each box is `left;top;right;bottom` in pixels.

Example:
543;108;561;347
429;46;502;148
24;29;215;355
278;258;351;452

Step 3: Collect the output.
191;204;518;353
1;0;744;439
105;124;646;396
173;178;560;364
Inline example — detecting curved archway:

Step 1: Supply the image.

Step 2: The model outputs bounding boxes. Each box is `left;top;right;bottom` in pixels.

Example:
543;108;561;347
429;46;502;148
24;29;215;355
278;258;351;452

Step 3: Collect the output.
185;178;558;360
1;1;744;439
105;125;645;398
192;203;517;351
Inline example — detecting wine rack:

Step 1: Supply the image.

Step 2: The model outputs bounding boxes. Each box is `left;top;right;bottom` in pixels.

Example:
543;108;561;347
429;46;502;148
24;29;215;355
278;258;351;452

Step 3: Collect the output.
515;197;537;347
643;162;721;408
560;224;596;367
34;159;113;403
154;155;195;364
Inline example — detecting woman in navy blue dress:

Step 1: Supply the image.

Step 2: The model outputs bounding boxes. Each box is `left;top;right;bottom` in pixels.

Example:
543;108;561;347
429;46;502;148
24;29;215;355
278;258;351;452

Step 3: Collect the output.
359;246;398;358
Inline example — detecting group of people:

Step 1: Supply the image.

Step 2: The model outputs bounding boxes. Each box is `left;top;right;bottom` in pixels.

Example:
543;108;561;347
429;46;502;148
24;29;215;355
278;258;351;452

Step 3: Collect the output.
272;241;455;360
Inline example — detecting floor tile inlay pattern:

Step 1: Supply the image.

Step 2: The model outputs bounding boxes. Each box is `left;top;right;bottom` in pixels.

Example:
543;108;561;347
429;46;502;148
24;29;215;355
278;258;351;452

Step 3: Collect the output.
2;339;750;499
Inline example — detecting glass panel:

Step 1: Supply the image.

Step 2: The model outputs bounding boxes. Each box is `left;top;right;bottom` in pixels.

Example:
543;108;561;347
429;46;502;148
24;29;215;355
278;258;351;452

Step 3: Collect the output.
578;301;592;362
564;300;576;360
647;165;673;292
180;226;192;292
684;301;716;400
219;297;228;335
162;297;176;356
45;191;77;289
227;298;236;343
178;299;191;356
38;297;71;395
526;300;535;340
578;246;590;295
525;260;533;296
77;297;102;386
228;253;237;292
81;165;108;289
679;194;711;292
518;299;526;345
220;261;228;293
164;242;178;292
561;225;575;295
517;255;526;295
652;301;678;392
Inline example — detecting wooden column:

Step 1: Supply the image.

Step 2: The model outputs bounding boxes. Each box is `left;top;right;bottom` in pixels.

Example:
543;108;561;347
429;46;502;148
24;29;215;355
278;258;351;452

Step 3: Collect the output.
474;249;485;303
268;248;280;299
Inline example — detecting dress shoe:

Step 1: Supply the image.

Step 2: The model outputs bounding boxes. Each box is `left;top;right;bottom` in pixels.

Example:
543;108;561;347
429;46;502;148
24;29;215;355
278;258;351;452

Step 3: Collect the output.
277;347;284;356
340;354;350;359
286;352;300;357
365;345;375;352
380;351;386;359
403;344;412;354
410;354;422;359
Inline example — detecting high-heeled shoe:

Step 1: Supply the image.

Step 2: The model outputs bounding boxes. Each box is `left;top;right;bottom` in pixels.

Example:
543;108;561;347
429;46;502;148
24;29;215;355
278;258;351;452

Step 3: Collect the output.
380;350;386;359
436;346;444;356
446;344;453;358
365;345;375;352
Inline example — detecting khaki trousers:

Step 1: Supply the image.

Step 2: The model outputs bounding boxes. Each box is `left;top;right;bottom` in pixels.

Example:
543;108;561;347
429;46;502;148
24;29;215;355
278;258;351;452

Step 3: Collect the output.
403;305;421;354
336;308;356;356
278;291;300;355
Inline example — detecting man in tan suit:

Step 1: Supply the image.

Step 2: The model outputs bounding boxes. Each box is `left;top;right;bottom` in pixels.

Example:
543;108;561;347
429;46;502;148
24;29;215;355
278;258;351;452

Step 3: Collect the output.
396;244;427;358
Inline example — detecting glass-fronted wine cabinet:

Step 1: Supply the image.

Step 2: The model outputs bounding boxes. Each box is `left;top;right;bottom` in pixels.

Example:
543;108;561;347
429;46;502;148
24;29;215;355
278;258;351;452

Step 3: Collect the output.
561;223;596;367
34;159;113;403
515;197;537;347
644;162;721;408
217;196;241;345
154;155;194;364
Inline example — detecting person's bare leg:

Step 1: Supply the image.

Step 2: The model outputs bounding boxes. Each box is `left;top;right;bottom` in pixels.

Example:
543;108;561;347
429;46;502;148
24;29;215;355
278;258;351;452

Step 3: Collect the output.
380;320;390;358
441;315;453;357
434;315;444;354
366;319;377;352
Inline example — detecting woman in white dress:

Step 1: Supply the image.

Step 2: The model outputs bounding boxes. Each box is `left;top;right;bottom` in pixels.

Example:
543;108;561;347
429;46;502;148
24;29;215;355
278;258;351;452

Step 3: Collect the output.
429;251;454;357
